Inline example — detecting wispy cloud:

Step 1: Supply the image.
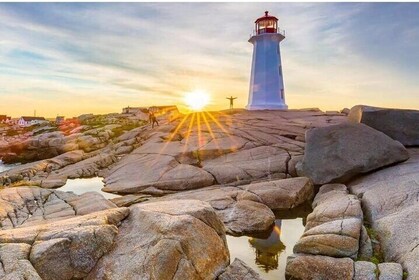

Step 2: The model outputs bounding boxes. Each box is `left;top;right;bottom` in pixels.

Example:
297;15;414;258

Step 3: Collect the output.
0;3;418;117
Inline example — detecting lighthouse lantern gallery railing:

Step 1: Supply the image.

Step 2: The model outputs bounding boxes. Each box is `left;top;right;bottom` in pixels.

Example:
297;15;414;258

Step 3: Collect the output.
250;28;285;37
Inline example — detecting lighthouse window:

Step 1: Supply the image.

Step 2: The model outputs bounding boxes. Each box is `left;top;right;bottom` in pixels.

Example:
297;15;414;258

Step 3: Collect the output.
279;66;282;76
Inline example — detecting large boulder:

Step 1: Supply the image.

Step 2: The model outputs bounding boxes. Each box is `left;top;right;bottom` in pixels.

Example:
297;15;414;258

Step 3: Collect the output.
87;200;230;280
348;105;419;146
297;122;409;184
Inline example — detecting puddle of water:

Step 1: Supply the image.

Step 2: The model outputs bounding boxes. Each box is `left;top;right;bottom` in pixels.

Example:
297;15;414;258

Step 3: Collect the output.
226;207;310;280
58;177;120;199
0;161;20;173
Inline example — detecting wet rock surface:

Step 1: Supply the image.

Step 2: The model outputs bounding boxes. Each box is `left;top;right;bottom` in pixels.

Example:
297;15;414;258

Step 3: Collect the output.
297;122;409;184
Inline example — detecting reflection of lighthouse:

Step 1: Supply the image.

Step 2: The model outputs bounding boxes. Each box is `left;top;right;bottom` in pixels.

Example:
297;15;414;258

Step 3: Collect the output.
247;11;288;110
248;220;285;271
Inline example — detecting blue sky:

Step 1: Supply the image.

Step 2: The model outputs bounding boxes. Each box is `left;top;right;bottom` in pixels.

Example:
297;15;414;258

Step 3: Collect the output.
0;3;418;117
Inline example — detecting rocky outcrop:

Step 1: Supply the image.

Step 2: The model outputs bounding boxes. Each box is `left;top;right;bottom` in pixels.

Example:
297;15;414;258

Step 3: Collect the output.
103;110;345;194
349;148;418;279
156;177;313;235
0;208;129;280
40;152;118;188
348;105;419;146
297;122;409;184
294;184;363;259
217;258;263;280
285;254;354;280
0;187;117;229
87;200;229;280
0;149;117;188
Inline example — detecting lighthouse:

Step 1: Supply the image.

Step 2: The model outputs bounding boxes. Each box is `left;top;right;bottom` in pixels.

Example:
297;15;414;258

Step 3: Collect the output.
247;11;288;110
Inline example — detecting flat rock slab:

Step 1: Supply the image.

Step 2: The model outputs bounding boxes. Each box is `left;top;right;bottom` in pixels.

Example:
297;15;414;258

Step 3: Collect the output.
297;122;409;184
103;153;215;194
285;254;354;280
202;145;290;185
0;187;117;229
349;105;419;146
156;177;313;235
87;200;229;280
0;208;128;280
217;258;263;280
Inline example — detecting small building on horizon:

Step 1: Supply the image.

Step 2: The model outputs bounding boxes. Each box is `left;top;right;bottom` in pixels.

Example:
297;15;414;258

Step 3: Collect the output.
18;116;48;127
55;116;65;125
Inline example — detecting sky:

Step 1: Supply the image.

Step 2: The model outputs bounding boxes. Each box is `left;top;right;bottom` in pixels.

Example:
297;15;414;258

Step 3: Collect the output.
0;2;418;117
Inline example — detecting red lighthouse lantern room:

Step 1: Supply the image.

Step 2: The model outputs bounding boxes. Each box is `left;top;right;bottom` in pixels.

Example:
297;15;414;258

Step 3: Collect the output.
255;11;278;34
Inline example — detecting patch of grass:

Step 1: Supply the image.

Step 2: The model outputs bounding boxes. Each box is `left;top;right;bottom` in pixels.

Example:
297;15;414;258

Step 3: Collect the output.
370;256;380;265
403;271;408;280
374;267;380;277
365;226;379;241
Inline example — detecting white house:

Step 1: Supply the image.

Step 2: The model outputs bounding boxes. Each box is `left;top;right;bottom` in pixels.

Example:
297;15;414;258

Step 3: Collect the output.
18;116;48;127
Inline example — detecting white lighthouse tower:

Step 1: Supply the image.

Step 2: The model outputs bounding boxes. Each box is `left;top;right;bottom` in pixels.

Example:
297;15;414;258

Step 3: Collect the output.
247;11;288;110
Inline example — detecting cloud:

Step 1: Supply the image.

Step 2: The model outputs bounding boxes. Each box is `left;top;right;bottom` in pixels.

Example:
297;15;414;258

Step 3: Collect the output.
0;3;418;117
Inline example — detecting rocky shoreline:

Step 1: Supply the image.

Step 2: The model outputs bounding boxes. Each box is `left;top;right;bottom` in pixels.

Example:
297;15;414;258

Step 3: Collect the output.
0;105;417;279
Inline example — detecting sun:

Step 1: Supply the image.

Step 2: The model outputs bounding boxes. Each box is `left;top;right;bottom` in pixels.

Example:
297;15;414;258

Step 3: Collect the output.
184;90;210;111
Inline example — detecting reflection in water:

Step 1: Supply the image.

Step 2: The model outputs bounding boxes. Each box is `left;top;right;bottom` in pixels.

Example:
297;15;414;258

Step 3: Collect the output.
226;204;311;280
249;220;285;272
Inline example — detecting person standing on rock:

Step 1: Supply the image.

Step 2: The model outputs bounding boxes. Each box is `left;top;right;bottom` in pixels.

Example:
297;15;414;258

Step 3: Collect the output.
149;111;159;128
226;96;237;110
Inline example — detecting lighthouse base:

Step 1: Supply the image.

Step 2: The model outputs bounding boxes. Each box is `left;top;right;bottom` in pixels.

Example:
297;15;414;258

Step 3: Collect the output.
246;104;288;110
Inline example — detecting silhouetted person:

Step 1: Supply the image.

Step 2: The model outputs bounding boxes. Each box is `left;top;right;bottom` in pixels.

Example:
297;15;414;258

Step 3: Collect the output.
226;96;237;109
149;111;159;128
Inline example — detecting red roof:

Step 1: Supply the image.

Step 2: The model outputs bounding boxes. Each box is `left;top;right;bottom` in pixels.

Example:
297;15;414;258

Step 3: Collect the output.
255;11;278;23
